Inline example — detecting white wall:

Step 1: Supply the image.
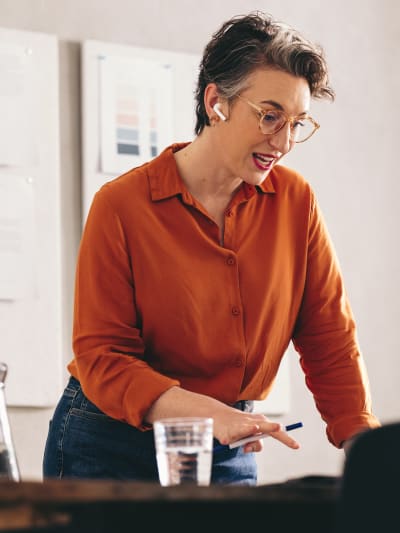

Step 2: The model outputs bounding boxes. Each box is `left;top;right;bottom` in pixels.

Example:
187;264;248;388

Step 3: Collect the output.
1;0;399;484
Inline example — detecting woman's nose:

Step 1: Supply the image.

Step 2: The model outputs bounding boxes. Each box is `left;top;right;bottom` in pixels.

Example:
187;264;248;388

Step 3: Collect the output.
267;123;293;154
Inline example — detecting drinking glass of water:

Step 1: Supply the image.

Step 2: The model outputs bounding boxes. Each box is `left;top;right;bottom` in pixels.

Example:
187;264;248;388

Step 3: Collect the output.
153;417;213;486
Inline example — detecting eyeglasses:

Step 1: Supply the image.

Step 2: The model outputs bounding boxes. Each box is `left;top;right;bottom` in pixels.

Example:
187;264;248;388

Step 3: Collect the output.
237;95;320;143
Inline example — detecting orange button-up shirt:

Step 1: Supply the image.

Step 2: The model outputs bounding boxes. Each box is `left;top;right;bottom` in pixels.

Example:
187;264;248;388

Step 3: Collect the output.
68;143;380;447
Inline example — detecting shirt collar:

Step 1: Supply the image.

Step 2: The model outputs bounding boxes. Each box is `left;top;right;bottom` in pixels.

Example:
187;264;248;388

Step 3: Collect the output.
256;175;276;194
148;143;189;201
147;143;276;201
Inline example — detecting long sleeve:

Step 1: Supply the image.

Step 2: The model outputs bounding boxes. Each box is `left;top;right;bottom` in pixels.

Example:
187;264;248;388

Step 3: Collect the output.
70;187;179;429
292;193;380;446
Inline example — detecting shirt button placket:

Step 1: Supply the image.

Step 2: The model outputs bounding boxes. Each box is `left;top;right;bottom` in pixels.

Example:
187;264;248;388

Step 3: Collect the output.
231;306;241;316
234;356;243;367
224;208;235;246
223;233;244;375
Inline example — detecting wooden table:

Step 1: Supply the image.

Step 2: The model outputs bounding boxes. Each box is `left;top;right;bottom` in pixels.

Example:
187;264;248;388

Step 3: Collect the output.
0;475;340;533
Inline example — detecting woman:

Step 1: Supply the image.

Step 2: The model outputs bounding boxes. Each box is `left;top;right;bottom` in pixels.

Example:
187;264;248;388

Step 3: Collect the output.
43;11;380;485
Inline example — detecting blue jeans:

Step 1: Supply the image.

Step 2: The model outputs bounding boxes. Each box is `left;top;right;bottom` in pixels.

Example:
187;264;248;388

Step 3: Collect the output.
43;376;257;485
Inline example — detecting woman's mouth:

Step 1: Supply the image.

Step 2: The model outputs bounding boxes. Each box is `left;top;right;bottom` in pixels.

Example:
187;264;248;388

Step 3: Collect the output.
252;152;275;171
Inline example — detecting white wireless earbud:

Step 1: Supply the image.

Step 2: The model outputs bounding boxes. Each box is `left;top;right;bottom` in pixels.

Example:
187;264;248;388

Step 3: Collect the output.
213;103;227;121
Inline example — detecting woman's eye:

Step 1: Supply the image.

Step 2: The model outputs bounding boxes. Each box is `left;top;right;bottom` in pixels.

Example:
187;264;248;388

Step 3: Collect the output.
262;112;280;123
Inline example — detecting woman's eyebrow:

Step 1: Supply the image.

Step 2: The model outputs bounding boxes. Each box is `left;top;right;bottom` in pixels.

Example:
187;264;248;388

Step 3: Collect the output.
260;100;310;116
260;99;284;110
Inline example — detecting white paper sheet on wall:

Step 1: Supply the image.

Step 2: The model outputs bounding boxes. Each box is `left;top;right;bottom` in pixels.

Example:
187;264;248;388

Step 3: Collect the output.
0;43;37;167
0;175;36;300
99;55;174;175
81;40;200;221
0;26;62;407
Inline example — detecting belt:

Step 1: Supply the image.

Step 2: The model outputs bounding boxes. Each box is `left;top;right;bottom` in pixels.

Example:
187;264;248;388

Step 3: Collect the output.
232;400;254;413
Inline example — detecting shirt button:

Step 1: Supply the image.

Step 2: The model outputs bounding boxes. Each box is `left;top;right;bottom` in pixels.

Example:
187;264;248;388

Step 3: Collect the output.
234;357;243;367
226;256;236;266
231;306;241;316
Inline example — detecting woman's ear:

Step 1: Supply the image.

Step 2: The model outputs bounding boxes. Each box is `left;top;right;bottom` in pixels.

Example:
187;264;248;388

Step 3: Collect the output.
204;83;228;122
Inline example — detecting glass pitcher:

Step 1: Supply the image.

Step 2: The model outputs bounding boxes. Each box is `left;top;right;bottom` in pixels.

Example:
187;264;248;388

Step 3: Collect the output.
0;362;20;481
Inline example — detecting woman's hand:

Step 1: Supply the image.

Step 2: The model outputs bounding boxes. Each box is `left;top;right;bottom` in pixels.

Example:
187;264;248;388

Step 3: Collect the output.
145;386;300;453
212;408;300;453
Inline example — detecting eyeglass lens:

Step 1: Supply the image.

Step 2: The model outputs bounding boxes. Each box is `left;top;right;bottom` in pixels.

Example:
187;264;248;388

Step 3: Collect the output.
260;111;315;142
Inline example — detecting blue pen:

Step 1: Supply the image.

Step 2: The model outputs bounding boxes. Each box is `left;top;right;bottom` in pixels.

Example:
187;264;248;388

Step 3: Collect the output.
213;421;303;452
